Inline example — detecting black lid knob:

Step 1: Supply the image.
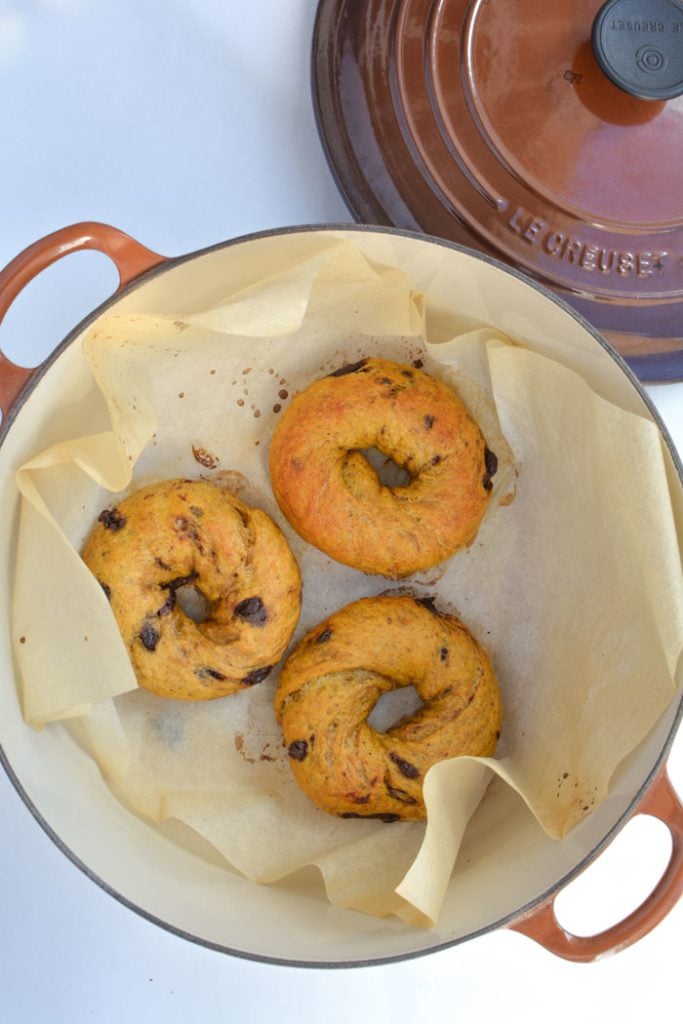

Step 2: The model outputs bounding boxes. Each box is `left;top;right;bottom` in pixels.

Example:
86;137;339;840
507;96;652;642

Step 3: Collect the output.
592;0;683;100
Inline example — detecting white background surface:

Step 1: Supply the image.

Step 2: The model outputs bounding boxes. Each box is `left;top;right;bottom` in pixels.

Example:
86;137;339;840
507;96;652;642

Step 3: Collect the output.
0;2;681;1021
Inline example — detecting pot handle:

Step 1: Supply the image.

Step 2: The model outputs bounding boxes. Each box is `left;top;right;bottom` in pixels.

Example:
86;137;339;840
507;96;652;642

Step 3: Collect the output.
509;766;683;962
0;222;166;419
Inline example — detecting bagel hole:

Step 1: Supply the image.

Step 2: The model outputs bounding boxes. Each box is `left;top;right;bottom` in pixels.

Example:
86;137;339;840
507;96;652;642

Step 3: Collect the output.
175;584;210;623
367;685;425;733
360;447;411;488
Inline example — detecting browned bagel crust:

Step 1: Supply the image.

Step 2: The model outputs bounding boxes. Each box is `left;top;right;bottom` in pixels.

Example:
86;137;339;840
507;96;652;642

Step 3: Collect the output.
269;358;496;579
274;595;502;821
82;479;301;700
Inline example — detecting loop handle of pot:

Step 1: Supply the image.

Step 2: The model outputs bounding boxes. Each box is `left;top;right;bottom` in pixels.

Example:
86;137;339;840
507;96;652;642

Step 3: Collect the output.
0;222;166;420
509;766;683;961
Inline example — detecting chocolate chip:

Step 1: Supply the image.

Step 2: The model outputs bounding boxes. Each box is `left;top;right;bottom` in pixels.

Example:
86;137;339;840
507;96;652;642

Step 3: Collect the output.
189;506;204;517
412;358;424;369
139;623;160;651
156;590;176;617
196;666;226;681
328;359;368;377
234;596;267;626
278;389;288;399
440;646;448;662
339;812;401;823
495;730;501;740
98;508;126;531
431;454;442;466
241;665;273;685
173;518;205;554
385;781;418;805
315;627;332;644
389;753;420;780
288;740;308;761
423;415;435;430
484;447;498;474
378;377;401;396
99;581;112;601
483;447;498;491
415;595;438;614
161;571;199;591
401;370;414;379
353;794;371;804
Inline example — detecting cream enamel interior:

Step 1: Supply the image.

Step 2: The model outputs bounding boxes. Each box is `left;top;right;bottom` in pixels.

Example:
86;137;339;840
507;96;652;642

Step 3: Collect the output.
0;227;681;965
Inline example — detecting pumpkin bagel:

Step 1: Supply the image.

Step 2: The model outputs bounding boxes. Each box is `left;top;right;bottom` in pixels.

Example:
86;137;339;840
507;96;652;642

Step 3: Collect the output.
82;478;301;700
269;357;497;578
274;595;502;821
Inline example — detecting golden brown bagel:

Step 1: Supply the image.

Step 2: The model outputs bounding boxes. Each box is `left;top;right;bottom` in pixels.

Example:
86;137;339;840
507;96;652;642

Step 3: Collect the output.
82;478;301;700
269;357;497;579
274;595;502;821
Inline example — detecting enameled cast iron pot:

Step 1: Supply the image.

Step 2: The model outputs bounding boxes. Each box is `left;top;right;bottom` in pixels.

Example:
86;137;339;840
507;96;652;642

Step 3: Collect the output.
0;222;682;966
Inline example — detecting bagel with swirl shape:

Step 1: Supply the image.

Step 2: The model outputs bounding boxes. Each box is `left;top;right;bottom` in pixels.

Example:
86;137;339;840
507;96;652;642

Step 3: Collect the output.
269;357;497;578
82;478;301;700
274;595;502;821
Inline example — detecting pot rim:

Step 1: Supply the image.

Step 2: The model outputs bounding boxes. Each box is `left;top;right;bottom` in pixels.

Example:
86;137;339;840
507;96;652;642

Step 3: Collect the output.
1;221;681;968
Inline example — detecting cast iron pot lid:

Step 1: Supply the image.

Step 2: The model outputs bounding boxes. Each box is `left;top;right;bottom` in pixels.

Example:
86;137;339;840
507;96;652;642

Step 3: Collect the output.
313;0;683;381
